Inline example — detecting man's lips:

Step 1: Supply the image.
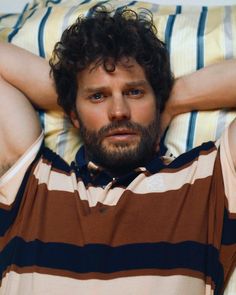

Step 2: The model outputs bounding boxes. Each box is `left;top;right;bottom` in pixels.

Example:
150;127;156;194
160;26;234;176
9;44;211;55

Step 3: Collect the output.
106;129;138;137
104;129;139;141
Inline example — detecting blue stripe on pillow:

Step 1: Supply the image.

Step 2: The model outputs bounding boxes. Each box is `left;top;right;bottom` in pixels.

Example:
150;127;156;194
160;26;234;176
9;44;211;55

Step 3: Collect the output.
176;5;182;14
46;0;62;6
8;3;29;42
197;6;207;70
164;14;176;53
116;2;137;13
38;7;52;57
186;111;197;151
186;7;208;151
38;110;45;130
0;13;15;21
81;0;96;5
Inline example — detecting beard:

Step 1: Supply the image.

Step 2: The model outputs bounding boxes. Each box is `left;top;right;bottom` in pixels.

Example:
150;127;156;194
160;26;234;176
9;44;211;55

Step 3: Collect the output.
77;116;160;175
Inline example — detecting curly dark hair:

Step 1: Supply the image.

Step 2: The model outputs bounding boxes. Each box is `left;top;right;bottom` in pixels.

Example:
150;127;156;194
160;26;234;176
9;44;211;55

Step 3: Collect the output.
49;5;174;117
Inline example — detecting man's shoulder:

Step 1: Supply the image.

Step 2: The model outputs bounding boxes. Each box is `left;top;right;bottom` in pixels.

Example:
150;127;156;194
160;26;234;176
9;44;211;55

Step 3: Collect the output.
162;140;217;170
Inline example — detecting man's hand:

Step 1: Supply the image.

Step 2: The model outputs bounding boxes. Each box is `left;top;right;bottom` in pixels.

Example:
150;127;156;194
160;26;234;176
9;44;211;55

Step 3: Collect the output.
160;78;184;136
160;108;173;137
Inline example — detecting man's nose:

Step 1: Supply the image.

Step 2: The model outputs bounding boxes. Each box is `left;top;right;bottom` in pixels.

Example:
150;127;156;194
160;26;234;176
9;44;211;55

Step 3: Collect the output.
108;95;131;121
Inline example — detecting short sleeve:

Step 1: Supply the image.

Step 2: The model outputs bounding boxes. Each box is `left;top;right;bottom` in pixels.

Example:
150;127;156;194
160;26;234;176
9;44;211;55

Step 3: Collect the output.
0;132;44;206
218;128;236;214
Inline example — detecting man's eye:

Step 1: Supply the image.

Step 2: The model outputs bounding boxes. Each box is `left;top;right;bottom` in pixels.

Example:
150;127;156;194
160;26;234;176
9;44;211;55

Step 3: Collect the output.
89;92;104;101
125;89;144;97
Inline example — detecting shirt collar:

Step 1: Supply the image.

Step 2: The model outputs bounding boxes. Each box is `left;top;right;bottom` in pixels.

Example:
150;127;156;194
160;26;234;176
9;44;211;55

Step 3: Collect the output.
74;145;166;187
75;145;104;173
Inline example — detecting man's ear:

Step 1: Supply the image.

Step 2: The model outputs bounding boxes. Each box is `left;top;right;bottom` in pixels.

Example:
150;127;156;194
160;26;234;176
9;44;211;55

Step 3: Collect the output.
70;110;80;129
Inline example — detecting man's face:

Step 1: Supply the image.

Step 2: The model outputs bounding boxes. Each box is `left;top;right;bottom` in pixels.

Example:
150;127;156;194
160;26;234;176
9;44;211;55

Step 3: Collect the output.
71;58;160;173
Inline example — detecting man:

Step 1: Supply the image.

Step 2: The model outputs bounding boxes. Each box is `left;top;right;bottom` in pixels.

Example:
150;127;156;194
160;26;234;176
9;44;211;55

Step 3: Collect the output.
0;6;236;295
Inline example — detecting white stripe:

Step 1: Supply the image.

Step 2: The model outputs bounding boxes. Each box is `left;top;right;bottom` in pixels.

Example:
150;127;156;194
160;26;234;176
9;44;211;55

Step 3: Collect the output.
1;271;210;295
220;128;236;213
224;6;234;60
33;148;217;207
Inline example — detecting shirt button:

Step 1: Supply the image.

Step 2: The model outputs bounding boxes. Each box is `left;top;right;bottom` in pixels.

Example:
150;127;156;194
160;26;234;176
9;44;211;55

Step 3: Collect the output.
99;207;107;213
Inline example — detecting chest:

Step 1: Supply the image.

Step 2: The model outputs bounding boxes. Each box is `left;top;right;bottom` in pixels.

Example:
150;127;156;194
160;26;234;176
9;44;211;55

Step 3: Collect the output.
12;170;219;247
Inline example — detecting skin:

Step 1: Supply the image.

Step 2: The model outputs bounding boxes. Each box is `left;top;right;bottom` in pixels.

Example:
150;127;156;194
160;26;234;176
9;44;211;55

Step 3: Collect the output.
70;58;158;155
0;42;57;177
0;43;235;176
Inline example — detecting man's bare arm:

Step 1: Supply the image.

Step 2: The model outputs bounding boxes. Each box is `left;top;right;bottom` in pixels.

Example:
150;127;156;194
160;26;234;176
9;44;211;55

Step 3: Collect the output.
0;76;41;176
161;59;236;167
0;42;58;110
0;43;58;176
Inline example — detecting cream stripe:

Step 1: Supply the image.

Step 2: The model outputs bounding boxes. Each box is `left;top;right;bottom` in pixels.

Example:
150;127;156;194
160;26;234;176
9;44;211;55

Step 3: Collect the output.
232;6;236;56
216;110;227;140
131;150;217;194
170;13;199;77
43;6;70;59
164;113;192;157
193;111;218;147
33;149;217;207
219;127;236;213
224;268;236;295
61;5;78;32
0;271;211;295
204;7;225;64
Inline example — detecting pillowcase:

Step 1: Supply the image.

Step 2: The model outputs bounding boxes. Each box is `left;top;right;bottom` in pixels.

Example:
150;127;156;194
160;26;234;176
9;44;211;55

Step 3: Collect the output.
1;0;236;163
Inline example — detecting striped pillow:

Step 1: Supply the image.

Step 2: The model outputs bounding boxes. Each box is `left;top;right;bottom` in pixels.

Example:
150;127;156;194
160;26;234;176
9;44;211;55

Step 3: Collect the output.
1;0;236;163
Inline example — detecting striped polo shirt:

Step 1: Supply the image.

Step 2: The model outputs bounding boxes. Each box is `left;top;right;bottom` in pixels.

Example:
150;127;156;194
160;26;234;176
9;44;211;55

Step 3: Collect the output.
0;128;236;295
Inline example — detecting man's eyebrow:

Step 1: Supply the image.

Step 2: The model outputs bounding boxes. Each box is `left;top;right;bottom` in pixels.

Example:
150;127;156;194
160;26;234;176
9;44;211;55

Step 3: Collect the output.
82;86;108;94
82;80;149;94
125;80;149;87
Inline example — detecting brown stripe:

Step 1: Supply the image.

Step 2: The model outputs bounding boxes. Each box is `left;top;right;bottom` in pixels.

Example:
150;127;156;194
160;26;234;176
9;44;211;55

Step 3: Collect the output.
0;202;14;211
2;264;210;282
1;164;225;250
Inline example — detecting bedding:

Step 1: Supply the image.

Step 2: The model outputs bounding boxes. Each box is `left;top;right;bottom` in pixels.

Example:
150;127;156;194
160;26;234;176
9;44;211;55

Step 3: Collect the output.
1;0;236;162
0;0;236;293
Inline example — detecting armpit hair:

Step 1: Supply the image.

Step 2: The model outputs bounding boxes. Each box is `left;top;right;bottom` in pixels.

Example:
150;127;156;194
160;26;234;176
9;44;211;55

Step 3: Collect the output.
0;162;13;178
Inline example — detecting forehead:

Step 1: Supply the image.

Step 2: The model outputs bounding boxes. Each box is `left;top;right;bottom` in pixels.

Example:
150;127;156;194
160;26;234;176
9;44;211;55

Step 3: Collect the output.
77;58;148;89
